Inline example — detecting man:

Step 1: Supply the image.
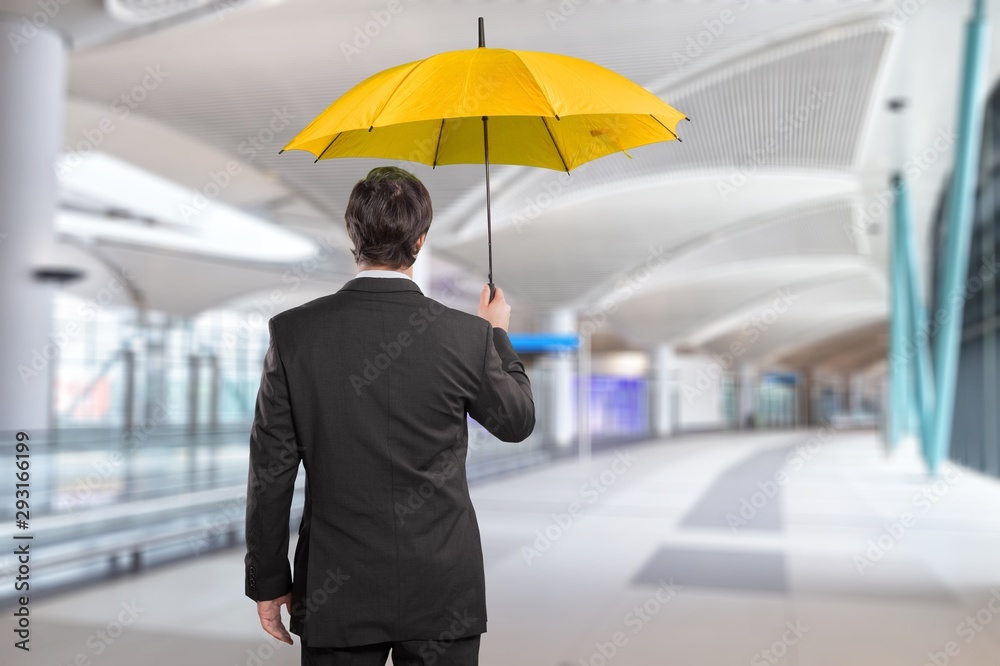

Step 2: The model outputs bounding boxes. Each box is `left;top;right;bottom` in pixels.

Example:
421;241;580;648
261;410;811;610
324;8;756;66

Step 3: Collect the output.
244;166;535;666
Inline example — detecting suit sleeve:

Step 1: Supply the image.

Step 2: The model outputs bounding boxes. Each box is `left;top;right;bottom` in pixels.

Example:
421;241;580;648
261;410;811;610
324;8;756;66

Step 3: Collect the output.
245;318;301;602
468;325;536;443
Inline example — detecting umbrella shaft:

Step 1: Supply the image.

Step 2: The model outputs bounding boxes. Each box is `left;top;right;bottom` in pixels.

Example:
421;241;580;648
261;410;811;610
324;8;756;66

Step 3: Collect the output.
483;115;494;293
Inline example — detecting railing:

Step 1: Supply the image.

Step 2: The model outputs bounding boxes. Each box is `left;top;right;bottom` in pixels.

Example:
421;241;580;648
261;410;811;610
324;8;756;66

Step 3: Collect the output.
0;417;559;607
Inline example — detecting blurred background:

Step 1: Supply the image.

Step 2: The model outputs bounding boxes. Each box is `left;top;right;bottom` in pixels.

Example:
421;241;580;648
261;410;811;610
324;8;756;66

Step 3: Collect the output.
1;0;1000;664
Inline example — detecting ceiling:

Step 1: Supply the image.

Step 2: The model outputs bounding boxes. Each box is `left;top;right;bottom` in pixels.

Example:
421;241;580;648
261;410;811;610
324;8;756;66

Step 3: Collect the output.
10;0;1000;372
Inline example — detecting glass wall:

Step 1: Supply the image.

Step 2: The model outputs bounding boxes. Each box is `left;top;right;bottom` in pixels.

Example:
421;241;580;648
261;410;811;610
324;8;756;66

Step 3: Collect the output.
935;81;1000;477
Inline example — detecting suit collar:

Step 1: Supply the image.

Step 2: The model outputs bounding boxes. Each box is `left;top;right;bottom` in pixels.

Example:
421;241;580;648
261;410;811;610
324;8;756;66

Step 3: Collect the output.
339;276;424;295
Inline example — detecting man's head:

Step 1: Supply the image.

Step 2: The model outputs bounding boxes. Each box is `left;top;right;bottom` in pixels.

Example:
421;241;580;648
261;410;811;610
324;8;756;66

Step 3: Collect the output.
345;166;432;270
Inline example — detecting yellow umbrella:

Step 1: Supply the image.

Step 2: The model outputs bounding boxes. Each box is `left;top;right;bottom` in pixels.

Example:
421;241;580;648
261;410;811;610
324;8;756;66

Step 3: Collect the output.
282;18;687;299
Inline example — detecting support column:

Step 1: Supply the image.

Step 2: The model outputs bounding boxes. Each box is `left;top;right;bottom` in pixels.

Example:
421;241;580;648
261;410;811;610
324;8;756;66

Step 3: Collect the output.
895;174;936;457
889;201;911;449
650;343;675;438
929;0;991;472
849;373;866;416
545;309;575;450
797;369;812;428
411;242;432;295
0;21;65;432
738;364;758;430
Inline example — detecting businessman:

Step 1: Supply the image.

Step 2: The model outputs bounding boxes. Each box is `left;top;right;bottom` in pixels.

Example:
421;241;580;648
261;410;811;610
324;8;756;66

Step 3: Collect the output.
244;166;536;665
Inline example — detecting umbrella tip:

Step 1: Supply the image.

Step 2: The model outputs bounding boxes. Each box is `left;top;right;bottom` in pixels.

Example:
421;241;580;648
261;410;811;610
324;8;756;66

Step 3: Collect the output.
278;149;285;155
684;116;692;122
478;17;485;48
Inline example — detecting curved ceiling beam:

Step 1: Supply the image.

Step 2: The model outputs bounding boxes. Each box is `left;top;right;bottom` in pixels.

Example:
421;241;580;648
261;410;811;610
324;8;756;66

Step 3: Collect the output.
673;263;882;348
440;16;894;246
745;307;887;367
438;172;859;307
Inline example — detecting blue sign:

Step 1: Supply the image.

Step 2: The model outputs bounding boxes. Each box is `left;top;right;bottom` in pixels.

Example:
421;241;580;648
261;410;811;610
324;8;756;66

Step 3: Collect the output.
507;333;580;353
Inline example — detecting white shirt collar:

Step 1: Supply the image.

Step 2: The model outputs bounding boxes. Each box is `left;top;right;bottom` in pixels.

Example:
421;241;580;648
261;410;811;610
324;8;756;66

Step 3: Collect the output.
355;269;413;281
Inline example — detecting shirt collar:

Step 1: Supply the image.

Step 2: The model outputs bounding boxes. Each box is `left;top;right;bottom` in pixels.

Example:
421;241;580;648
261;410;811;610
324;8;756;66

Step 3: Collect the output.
355;269;413;281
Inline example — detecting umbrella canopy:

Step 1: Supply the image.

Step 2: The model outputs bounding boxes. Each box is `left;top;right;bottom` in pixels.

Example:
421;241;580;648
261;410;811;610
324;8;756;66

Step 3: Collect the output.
283;48;686;170
281;19;687;296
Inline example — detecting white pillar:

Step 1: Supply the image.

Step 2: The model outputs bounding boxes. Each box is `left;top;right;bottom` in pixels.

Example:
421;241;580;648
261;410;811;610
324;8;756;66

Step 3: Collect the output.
738;364;758;430
546;308;575;449
0;21;65;432
577;327;591;462
651;343;675;437
411;241;432;295
849;373;865;416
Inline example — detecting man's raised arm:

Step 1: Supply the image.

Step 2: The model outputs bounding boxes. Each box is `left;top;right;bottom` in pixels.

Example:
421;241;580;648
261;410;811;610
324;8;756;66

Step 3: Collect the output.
470;285;536;442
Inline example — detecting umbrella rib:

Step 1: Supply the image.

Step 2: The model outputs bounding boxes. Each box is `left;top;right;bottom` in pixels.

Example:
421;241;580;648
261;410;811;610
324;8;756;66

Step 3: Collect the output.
649;114;682;142
314;132;343;163
540;117;570;173
368;59;431;130
432;119;445;168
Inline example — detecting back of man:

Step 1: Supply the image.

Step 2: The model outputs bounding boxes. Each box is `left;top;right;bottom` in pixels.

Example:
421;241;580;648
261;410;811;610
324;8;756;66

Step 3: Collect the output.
245;167;535;666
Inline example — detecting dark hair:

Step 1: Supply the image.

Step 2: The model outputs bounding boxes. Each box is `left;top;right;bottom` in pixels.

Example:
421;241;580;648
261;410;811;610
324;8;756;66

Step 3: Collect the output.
345;166;432;269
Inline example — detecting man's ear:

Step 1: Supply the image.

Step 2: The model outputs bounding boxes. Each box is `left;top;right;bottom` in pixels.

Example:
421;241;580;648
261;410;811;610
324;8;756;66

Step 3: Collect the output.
415;233;427;254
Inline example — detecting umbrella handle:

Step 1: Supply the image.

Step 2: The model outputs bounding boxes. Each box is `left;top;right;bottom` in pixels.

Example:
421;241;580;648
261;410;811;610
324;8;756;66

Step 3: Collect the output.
488;281;496;304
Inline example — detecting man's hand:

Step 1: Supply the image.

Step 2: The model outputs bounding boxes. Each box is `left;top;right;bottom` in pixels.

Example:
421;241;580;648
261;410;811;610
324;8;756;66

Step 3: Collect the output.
257;593;294;645
478;284;511;332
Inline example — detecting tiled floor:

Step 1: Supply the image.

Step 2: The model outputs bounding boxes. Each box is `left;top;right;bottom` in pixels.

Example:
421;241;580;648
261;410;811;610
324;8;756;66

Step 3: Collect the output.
7;428;1000;665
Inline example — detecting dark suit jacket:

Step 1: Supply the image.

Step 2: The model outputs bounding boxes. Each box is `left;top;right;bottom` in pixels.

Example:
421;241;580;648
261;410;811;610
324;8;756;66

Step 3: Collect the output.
244;276;535;648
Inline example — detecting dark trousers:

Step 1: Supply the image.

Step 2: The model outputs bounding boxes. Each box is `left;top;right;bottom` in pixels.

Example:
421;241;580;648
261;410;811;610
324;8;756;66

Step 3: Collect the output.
301;634;481;666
